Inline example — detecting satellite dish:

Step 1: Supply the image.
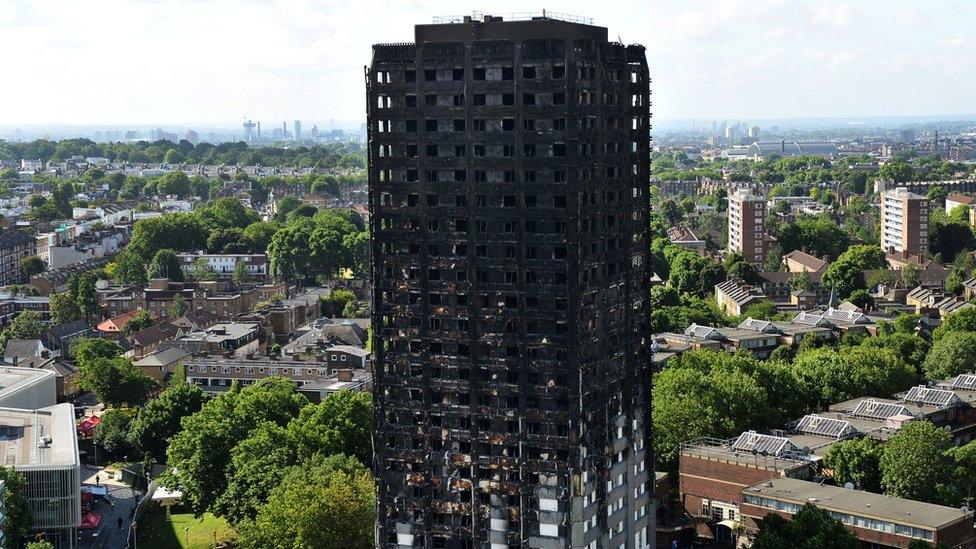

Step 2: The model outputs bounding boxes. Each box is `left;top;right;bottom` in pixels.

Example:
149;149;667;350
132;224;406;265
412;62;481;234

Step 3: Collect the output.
844;482;855;490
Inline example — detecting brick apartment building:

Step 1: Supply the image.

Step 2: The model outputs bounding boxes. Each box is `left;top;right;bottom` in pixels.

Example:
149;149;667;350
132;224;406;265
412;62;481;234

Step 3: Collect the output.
0;231;38;286
881;187;929;258
727;189;768;264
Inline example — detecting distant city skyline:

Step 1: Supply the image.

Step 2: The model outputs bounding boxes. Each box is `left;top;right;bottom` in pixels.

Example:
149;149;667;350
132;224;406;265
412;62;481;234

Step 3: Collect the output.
2;0;975;126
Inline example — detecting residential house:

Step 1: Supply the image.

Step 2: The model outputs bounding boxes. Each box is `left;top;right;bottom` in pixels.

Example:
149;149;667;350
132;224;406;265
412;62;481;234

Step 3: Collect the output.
3;339;46;366
715;279;768;317
128;322;184;360
133;347;190;383
176;252;269;279
42;320;92;358
96;310;144;334
782;249;827;273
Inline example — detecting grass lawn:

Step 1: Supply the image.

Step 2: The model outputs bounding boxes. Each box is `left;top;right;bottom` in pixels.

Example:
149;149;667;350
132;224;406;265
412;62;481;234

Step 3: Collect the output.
136;503;236;549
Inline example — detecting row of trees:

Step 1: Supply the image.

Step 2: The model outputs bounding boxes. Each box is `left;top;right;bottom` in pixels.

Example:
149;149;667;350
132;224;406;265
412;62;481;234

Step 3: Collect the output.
0;139;365;170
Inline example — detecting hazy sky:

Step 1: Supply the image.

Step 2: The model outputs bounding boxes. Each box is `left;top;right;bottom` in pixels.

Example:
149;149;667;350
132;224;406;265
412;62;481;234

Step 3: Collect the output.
1;0;974;126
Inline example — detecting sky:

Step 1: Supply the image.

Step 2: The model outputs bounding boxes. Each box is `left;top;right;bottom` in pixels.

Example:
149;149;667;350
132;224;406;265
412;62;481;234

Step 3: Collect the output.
1;0;974;127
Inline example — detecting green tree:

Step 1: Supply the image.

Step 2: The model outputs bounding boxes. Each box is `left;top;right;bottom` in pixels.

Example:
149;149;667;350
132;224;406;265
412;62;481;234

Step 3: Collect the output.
190;257;219;281
878;162;914;183
128;213;208;261
751;503;859;549
18;256;45;277
667;249;727;297
27;542;55;549
163;377;307;515
122;310;154;336
791;347;916;407
78;357;157;407
148;248;184;281
50;292;82;326
653;358;768;469
923;332;976;381
242;221;278;253
236;462;374;549
860;332;930;377
0;467;32;549
0;311;44;354
129;381;205;463
113;249;148;286
231;261;249;285
93;408;136;460
322;290;356;318
163;148;184;164
273;195;302;222
168;293;189;318
199;197;261;230
76;271;98;317
933;307;976;341
788;271;813;292
207;227;248;254
156;170;192;197
823;437;883;492
902;262;921;288
72;337;123;365
881;421;956;505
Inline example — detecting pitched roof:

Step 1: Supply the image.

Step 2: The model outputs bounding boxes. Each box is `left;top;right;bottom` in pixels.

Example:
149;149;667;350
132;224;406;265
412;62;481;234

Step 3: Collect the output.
3;339;44;360
134;347;190;367
45;319;91;340
782;250;827;271
128;323;182;347
97;310;143;332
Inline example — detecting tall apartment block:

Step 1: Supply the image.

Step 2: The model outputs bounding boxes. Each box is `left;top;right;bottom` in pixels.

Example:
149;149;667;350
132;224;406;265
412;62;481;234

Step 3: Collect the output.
881;187;929;257
367;13;653;548
727;189;767;264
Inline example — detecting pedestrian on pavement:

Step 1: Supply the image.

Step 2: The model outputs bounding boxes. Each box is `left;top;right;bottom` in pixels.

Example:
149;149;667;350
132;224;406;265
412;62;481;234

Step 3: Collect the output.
117;517;123;530
95;474;100;485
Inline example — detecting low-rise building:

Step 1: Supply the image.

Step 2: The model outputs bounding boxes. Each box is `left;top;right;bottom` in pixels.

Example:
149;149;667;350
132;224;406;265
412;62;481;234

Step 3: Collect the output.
782;250;828;273
0;366;57;409
176;252;268;278
165;322;261;357
0;404;81;547
715;279;768;317
184;355;372;394
740;478;975;549
133;347;190;383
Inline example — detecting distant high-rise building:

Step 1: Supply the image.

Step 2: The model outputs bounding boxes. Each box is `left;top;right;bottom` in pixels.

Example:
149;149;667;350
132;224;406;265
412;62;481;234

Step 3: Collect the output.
728;189;767;264
186;129;199;144
748;126;761;139
293;120;302;141
725;125;736;144
881;187;929;256
900;128;916;143
243;120;257;142
368;13;653;548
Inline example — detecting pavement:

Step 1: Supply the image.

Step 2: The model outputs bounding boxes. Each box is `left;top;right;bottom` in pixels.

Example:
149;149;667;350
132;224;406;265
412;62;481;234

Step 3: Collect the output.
77;465;142;549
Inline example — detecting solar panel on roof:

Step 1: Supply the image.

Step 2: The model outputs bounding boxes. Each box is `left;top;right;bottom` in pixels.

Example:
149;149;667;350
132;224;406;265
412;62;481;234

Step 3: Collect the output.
950;374;976;391
795;415;857;439
904;386;961;407
731;431;794;456
852;399;914;420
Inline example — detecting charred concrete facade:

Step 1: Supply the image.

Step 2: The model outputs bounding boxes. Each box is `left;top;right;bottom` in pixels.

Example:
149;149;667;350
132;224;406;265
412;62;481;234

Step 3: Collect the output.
367;14;653;549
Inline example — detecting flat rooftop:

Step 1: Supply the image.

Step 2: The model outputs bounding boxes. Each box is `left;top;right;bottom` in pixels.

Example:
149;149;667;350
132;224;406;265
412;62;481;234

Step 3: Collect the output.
743;477;971;530
0;403;78;469
0;366;54;395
